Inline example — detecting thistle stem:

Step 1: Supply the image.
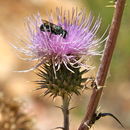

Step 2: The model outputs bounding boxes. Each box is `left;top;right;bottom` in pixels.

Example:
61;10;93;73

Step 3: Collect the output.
78;0;126;130
62;95;70;130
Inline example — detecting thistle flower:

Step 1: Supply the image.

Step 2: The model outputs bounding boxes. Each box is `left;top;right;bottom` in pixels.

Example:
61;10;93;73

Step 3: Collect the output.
12;8;107;73
12;8;107;130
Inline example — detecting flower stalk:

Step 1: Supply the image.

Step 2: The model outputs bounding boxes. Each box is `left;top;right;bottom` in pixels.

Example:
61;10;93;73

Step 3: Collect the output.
78;0;127;130
62;95;70;130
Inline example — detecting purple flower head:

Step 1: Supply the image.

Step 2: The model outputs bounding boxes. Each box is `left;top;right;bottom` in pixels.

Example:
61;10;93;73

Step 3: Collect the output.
12;8;107;73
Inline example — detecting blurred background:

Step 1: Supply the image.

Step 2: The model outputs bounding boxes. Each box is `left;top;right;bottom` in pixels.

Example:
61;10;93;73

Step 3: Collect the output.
0;0;130;130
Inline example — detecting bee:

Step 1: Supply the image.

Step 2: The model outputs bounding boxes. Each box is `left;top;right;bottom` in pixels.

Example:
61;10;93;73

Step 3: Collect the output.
40;20;67;38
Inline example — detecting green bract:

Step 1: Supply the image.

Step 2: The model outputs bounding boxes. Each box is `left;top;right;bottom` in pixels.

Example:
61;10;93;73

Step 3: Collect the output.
35;63;89;98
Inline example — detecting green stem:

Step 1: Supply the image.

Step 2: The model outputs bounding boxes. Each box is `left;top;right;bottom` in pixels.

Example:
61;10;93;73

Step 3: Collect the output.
62;95;70;130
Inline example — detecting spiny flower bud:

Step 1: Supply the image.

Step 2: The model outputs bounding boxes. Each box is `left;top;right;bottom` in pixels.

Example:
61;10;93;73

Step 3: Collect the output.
35;63;89;98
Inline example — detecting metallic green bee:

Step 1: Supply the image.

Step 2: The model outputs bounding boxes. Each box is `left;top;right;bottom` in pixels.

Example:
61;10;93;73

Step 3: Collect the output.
40;20;67;38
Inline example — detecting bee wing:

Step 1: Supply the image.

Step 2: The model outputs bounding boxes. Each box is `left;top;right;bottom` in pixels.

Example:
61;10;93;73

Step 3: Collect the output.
41;19;48;23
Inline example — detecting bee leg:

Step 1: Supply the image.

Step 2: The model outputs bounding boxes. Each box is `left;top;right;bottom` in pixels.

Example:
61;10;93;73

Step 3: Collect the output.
62;30;67;38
